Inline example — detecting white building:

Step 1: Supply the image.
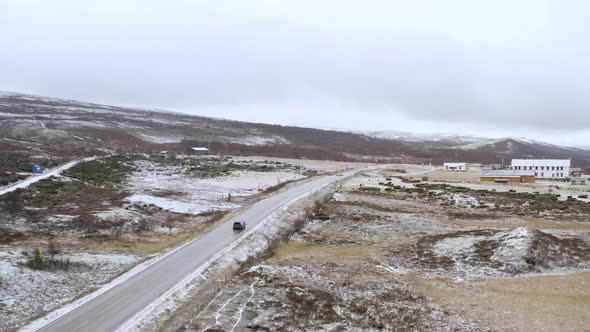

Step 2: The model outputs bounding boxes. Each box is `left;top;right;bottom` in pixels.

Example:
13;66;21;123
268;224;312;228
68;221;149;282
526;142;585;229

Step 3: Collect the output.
510;159;570;179
443;162;466;171
191;147;209;155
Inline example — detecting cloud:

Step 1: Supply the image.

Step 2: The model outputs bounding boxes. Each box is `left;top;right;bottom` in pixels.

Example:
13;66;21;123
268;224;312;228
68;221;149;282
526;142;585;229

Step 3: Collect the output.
0;0;589;145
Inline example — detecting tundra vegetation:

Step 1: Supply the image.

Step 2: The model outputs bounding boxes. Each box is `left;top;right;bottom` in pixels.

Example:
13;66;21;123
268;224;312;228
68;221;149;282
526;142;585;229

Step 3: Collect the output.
0;154;313;330
160;168;590;331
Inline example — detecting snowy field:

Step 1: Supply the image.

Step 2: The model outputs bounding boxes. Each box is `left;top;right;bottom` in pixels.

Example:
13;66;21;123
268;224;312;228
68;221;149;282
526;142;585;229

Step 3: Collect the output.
0;250;139;331
125;160;306;215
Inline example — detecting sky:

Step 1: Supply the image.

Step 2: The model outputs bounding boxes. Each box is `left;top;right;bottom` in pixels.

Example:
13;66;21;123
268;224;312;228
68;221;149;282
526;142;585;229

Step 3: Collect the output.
1;0;590;147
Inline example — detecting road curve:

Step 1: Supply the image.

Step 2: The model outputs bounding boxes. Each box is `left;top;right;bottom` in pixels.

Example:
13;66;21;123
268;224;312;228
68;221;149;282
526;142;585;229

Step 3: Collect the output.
30;166;374;332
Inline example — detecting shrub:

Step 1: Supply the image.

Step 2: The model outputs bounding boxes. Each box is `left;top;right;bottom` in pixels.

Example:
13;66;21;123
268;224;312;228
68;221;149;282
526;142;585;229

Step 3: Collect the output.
370;320;385;329
25;248;79;271
27;248;46;270
421;176;429;181
352;304;368;313
524;254;541;267
578;194;588;199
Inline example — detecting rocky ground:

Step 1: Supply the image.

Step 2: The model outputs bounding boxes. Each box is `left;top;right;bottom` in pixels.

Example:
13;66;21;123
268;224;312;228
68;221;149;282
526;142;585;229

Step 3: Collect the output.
159;168;590;331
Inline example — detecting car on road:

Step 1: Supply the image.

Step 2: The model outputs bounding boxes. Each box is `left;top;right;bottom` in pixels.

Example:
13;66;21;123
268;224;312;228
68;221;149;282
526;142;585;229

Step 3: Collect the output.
233;221;246;230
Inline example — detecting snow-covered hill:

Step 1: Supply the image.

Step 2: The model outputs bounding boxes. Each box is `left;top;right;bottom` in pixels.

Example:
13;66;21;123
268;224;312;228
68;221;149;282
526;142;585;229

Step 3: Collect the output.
1;91;590;168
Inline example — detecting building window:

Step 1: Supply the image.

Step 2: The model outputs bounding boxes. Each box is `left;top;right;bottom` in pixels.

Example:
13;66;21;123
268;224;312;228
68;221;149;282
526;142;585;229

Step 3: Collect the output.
535;172;538;176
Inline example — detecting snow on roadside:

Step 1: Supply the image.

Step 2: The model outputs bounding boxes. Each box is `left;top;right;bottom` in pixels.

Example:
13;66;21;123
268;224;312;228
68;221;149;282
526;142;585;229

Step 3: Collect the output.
18;232;205;332
1;251;139;331
116;183;338;332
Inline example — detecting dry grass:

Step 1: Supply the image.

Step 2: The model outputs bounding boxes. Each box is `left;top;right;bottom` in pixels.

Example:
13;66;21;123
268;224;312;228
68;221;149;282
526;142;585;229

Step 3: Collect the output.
408;272;590;332
269;242;385;265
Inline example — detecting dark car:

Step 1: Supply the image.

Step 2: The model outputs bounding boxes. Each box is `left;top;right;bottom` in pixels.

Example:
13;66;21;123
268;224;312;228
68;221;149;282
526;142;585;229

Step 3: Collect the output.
233;221;246;230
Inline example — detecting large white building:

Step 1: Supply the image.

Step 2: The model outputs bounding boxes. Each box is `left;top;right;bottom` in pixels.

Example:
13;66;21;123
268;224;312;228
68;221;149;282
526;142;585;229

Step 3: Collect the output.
510;159;570;179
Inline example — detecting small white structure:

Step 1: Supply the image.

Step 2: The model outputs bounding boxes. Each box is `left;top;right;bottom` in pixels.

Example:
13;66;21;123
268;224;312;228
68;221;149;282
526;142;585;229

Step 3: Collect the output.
443;162;466;171
510;159;570;179
191;147;209;155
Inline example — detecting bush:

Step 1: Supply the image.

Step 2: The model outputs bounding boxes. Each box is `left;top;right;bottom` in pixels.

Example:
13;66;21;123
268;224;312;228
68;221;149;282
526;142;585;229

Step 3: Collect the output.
421;176;429;181
578;194;588;199
25;248;79;271
27;248;46;270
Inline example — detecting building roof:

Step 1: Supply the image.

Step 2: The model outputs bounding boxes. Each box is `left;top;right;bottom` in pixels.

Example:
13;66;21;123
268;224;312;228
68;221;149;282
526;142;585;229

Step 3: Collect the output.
481;169;535;177
191;147;209;151
443;162;466;166
511;159;570;167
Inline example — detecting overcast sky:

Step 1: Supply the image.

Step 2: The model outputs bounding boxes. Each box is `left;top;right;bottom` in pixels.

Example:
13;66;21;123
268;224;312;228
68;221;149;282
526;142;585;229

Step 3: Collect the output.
1;0;590;147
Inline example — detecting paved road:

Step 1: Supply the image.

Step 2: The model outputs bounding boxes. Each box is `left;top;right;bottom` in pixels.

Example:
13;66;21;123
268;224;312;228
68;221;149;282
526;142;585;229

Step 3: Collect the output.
33;167;373;332
0;157;96;196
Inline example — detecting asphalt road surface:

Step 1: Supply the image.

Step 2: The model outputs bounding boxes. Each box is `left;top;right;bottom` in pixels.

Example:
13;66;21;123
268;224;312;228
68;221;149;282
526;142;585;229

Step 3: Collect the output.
34;167;373;332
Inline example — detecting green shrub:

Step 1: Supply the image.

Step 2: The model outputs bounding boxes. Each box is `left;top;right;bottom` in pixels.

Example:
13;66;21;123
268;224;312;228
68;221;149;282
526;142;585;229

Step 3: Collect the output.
370;320;385;329
352;304;368;313
27;248;46;270
25;249;79;271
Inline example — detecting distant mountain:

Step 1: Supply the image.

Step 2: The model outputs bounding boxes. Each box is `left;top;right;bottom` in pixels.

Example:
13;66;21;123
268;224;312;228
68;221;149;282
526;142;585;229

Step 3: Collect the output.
359;130;582;151
1;91;589;170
